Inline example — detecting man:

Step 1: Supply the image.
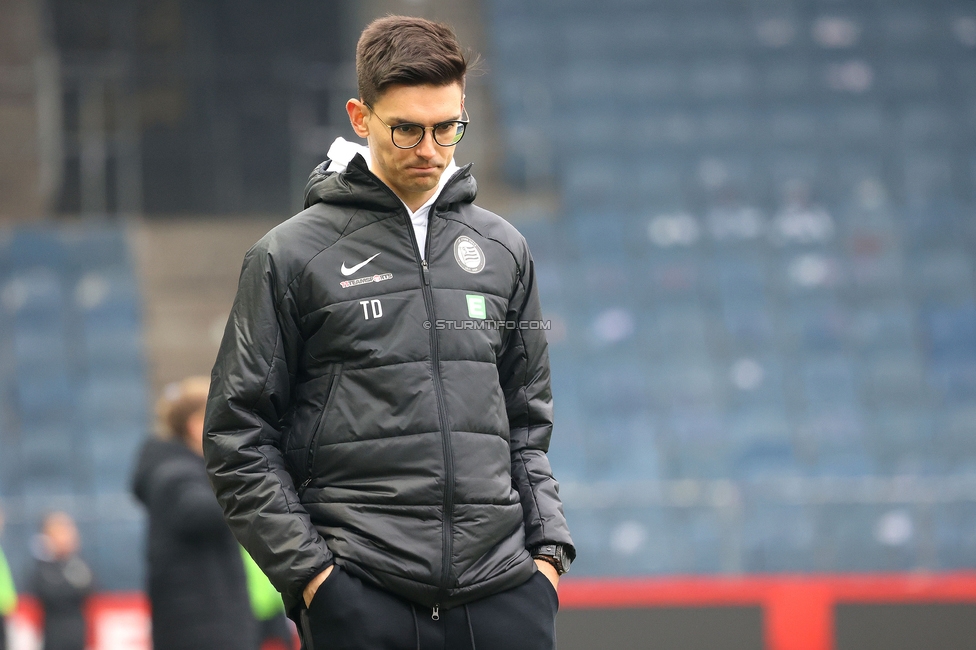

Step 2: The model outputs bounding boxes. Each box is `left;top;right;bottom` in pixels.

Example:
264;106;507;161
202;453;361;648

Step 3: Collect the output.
132;378;258;650
30;513;92;650
204;15;574;649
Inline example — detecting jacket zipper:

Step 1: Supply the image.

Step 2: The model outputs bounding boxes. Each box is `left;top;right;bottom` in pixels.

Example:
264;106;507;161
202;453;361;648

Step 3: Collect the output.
367;167;466;596
416;213;456;596
300;368;341;494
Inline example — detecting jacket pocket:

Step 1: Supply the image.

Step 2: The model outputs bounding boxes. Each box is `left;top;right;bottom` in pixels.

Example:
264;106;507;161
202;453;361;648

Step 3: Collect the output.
301;365;343;492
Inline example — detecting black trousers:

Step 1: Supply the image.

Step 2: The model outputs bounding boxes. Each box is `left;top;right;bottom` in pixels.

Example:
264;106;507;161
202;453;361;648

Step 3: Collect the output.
299;567;558;650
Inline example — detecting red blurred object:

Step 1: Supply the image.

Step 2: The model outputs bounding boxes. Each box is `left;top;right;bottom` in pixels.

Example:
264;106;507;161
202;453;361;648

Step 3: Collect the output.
12;593;301;650
11;574;976;650
560;572;976;650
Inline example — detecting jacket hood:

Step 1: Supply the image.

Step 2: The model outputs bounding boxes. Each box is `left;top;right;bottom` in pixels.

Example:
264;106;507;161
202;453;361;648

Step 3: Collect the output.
131;436;199;506
303;152;477;214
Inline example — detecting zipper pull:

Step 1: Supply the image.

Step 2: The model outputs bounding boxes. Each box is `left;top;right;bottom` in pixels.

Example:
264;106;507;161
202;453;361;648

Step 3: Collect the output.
431;604;440;621
421;260;431;285
299;477;312;494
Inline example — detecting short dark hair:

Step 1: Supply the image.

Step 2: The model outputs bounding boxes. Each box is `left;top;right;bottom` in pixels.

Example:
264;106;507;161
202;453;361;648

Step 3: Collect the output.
356;15;468;105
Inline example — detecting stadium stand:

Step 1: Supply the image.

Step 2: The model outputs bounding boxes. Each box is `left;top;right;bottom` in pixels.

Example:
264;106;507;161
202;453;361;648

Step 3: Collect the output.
486;0;976;577
0;225;148;591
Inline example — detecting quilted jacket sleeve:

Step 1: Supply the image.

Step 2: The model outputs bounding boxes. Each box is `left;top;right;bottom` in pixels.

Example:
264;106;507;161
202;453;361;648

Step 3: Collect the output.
203;241;333;612
497;244;576;560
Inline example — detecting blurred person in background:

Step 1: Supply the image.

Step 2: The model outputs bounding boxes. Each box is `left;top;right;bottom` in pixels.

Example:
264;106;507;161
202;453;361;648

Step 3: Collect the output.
30;512;92;650
0;507;16;650
242;549;295;650
132;377;258;650
205;15;572;650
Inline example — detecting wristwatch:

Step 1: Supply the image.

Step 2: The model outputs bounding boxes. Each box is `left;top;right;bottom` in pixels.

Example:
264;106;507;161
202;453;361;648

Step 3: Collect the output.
531;544;572;575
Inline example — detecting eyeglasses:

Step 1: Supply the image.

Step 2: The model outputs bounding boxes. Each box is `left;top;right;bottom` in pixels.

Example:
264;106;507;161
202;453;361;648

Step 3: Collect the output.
364;102;469;149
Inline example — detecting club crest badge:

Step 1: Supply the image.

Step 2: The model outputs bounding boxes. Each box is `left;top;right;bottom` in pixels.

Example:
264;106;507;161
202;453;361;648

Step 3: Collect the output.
453;236;485;274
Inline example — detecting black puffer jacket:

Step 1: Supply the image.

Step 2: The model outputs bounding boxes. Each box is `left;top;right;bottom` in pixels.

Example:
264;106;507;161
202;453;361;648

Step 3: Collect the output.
204;154;574;615
132;437;258;650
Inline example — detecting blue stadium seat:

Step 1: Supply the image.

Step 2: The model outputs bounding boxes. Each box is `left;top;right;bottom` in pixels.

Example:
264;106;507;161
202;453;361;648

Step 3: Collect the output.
19;431;78;495
511;218;563;266
869;403;943;466
665;409;728;479
788;300;850;352
681;15;751;52
766;106;820;145
8;231;66;269
6;269;65;327
761;61;814;98
935;403;976;462
582;411;660;482
726;356;786;409
13;325;69;369
89;517;145;590
728;407;792;449
829;103;887;143
845;249;903;297
907;249;974;297
568;213;631;259
558;15;674;60
933;503;976;570
798;406;867;454
923;303;976;360
90;434;142;494
16;372;75;420
688;60;756;99
563;505;674;576
849;302;916;352
82;326;144;375
644;254;703;301
901;151;954;203
765;149;821;189
719;298;775;347
930;359;976;406
823;505;917;571
644;302;709;357
735;442;801;481
814;452;876;478
861;353;928;407
660;361;720;410
898;104;954;143
669;507;724;573
79;374;149;427
741;504;817;572
879;59;942;96
880;9;937;49
577;356;649;413
62;227;129;270
900;199;968;246
714;256;767;299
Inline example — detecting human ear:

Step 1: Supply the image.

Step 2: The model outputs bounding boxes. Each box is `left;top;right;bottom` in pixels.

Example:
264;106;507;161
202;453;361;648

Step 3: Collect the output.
347;99;370;138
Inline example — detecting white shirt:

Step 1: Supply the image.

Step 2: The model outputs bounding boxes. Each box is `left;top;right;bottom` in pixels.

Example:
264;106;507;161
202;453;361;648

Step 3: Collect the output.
325;137;459;260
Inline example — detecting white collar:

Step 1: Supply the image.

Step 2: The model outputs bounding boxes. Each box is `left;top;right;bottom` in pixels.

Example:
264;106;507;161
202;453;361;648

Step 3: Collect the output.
324;137;460;211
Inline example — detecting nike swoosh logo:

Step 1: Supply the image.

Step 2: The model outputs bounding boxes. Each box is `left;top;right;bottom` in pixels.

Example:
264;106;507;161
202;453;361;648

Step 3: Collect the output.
341;253;381;276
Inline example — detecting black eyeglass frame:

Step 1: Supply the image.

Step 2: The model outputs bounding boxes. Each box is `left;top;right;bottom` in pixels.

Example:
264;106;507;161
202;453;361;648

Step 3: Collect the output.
363;102;469;149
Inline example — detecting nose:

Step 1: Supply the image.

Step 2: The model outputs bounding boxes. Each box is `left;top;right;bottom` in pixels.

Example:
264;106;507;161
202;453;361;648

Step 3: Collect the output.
415;129;438;159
